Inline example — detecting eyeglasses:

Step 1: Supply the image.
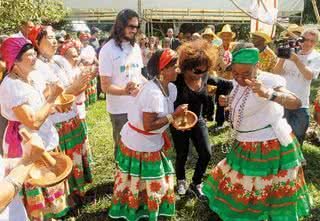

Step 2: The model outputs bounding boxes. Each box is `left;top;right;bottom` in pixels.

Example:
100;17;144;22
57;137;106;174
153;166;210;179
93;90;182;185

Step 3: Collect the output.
303;38;316;43
192;68;207;75
127;24;140;30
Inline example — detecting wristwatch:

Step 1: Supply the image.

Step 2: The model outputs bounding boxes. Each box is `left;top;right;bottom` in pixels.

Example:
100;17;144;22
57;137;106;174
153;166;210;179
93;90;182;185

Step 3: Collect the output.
270;91;279;101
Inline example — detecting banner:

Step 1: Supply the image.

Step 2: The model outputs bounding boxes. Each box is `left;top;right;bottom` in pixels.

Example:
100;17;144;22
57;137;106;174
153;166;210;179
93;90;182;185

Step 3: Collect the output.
250;0;278;37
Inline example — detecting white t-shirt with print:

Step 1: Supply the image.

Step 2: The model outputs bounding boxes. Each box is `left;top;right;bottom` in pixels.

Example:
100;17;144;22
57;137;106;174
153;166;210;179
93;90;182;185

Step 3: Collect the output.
282;50;320;108
99;39;144;114
120;81;177;152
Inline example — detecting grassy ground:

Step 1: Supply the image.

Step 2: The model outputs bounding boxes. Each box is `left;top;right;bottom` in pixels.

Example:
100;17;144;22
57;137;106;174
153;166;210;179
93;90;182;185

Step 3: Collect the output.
73;94;320;221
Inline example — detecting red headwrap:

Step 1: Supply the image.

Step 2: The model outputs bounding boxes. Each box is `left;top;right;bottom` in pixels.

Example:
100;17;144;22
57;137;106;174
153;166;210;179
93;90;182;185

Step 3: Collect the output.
79;33;91;41
60;41;76;56
27;25;42;47
159;49;177;70
0;37;30;71
28;25;53;47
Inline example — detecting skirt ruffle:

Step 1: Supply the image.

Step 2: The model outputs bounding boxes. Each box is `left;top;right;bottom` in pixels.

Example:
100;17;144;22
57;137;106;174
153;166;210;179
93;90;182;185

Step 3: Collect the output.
203;136;312;221
55;117;93;202
109;141;175;221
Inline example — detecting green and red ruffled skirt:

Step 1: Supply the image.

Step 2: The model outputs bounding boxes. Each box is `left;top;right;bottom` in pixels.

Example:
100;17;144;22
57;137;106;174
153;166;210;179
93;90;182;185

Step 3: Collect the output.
85;77;97;107
109;141;176;221
203;135;312;221
55;117;93;205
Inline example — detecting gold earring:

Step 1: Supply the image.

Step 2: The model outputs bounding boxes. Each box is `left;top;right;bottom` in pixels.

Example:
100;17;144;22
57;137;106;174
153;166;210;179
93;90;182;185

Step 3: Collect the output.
159;74;164;81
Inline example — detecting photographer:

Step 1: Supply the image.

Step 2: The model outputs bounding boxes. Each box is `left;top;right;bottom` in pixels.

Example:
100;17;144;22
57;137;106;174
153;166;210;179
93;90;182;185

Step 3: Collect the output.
273;28;320;145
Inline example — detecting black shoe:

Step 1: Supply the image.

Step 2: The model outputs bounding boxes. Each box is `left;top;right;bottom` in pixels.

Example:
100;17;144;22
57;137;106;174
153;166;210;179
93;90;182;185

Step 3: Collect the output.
188;183;208;202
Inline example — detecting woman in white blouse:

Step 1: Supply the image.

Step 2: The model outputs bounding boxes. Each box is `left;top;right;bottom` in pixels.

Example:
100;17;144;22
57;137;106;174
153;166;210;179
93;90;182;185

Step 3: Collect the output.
203;42;311;221
109;49;187;221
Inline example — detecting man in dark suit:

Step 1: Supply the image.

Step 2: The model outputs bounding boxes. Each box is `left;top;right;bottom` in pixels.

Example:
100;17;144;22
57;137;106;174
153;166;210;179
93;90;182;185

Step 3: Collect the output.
167;28;181;50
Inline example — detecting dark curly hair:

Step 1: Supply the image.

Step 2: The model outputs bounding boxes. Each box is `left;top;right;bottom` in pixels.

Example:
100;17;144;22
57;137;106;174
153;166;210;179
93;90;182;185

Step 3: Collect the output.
108;9;139;50
177;39;217;72
147;49;178;79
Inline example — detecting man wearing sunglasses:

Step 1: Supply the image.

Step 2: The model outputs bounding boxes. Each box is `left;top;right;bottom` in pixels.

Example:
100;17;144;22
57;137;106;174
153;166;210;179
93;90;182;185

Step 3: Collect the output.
273;28;320;146
99;9;146;157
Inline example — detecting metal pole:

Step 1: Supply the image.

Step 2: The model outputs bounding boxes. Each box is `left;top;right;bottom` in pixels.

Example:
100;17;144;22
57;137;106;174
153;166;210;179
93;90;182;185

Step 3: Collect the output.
138;0;142;17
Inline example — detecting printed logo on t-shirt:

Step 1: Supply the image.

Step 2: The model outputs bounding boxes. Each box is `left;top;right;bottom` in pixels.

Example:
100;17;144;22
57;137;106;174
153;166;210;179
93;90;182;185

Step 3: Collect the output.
120;63;140;73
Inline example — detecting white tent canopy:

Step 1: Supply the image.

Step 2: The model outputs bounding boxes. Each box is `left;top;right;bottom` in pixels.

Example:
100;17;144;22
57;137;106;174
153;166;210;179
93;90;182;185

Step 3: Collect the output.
63;0;304;15
64;0;304;28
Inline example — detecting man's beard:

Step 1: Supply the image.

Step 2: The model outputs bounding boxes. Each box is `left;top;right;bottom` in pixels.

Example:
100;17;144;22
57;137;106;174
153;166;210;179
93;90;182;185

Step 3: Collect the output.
123;33;136;42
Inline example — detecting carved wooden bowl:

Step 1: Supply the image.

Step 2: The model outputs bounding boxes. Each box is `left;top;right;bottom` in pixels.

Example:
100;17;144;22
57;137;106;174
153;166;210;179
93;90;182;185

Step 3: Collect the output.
172;111;198;130
54;94;75;112
28;152;72;187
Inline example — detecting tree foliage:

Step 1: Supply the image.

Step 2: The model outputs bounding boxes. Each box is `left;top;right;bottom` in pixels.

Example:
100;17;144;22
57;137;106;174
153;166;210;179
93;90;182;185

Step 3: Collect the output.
0;0;69;34
303;0;320;24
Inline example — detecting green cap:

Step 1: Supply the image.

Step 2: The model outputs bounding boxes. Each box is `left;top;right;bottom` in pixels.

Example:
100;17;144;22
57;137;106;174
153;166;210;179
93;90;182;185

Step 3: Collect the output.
232;48;259;64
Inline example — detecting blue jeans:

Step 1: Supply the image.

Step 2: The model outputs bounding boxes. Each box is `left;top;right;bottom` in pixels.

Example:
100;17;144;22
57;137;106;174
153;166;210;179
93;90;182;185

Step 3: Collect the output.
284;108;310;145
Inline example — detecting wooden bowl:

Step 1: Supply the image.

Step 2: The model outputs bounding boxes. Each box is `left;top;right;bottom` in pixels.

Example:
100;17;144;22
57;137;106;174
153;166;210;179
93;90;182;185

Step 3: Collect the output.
207;85;217;95
172;111;198;130
54;94;75;113
28;152;73;187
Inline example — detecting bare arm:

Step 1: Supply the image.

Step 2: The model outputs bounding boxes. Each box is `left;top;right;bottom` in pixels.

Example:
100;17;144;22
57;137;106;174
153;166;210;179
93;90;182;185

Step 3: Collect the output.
0;160;32;212
245;80;301;110
100;76;128;95
290;53;313;80
143;112;171;131
272;58;285;74
143;104;188;131
273;87;302;110
12;102;55;130
64;73;91;96
12;82;64;130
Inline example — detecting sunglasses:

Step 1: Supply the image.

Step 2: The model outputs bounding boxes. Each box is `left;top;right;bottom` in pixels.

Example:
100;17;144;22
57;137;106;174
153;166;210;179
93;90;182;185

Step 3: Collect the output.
127;24;140;30
192;68;208;75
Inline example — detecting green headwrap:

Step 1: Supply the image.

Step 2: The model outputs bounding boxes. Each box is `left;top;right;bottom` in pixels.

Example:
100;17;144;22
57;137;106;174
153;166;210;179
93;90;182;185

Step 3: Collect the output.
232;48;259;64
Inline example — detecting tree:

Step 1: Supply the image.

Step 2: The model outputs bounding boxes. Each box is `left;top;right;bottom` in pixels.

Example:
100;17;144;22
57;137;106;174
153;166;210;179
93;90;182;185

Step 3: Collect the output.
303;0;320;24
0;0;69;34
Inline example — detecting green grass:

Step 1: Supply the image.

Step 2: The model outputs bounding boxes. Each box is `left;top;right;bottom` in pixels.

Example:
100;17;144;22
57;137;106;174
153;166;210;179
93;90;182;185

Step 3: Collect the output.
74;100;320;221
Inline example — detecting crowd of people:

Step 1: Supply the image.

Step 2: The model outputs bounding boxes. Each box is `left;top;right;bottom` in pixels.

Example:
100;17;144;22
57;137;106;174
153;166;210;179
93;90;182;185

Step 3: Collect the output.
0;7;319;221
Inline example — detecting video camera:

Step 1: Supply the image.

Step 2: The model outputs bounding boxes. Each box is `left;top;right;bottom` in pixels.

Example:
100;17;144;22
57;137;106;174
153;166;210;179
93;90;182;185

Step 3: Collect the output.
275;37;304;59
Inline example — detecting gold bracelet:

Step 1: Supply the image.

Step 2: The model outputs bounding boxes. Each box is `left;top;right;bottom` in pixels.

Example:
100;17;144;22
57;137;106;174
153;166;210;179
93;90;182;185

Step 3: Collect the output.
4;176;22;194
166;114;174;124
280;94;286;106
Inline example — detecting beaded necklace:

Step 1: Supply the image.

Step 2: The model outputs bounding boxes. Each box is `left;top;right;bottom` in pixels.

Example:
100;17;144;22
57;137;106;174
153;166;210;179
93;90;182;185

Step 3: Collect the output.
153;78;169;97
222;84;250;153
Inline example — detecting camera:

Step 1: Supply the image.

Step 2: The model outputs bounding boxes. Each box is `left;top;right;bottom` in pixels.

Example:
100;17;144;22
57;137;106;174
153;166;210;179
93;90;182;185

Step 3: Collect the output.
275;37;304;59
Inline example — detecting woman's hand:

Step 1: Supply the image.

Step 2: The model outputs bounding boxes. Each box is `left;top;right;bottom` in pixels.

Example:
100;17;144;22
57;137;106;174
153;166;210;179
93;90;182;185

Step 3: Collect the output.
22;132;46;164
244;79;269;99
125;81;141;97
219;95;229;107
73;73;91;92
46;82;64;103
173;104;188;118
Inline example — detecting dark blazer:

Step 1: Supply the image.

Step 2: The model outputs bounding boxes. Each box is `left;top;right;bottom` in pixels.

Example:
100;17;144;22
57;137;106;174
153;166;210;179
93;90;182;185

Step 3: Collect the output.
170;38;181;50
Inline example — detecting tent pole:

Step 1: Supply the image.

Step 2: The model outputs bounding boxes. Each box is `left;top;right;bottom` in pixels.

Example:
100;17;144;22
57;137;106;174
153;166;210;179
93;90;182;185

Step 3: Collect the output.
311;0;320;24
